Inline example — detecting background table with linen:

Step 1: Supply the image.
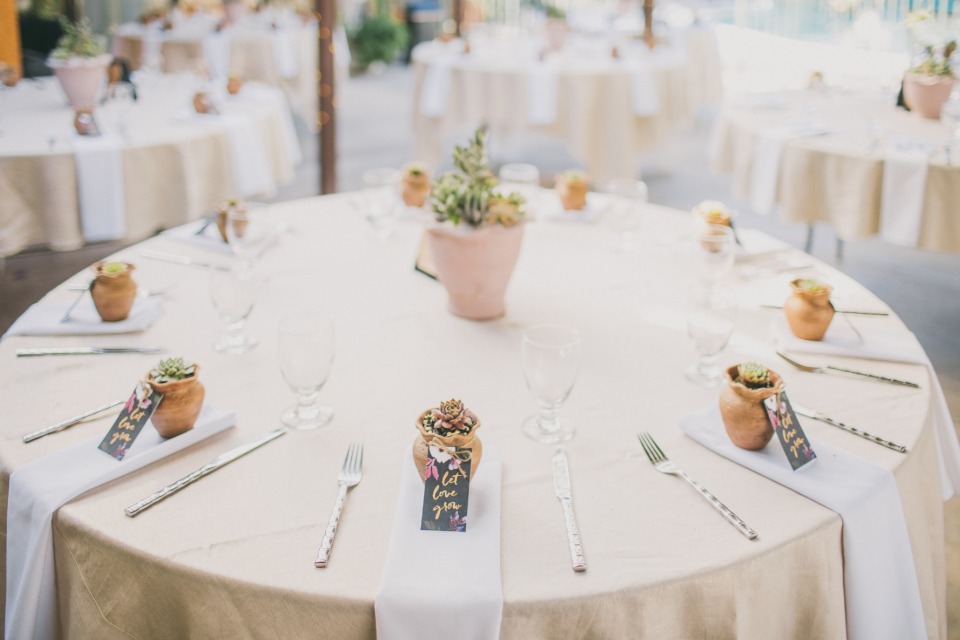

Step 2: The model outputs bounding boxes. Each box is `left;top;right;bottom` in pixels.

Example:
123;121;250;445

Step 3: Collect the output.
0;193;953;637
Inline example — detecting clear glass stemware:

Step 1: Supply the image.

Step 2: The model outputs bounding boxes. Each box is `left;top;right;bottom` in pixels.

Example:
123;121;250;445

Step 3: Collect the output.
278;312;335;430
684;283;737;387
210;265;258;354
521;325;581;444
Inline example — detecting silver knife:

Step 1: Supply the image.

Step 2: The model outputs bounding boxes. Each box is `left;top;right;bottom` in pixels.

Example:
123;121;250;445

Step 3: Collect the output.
793;404;907;453
140;248;230;271
553;447;586;572
23;399;125;443
124;427;287;517
16;347;167;357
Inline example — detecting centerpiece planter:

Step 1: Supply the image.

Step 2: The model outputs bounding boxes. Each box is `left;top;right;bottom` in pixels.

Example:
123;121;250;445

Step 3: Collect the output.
784;278;834;341
903;73;955;118
902;35;957;119
47;19;110;110
147;357;205;438
413;399;483;481
91;261;138;322
719;363;784;450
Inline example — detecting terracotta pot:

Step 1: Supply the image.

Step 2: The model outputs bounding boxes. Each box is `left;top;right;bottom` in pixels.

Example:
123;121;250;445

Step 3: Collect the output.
719;365;784;450
412;410;483;481
216;201;248;242
193;92;215;114
48;55;111;110
903;73;955;119
148;366;205;438
226;75;244;95
427;223;524;320
556;176;589;211
91;262;138;322
784;279;835;341
402;173;430;207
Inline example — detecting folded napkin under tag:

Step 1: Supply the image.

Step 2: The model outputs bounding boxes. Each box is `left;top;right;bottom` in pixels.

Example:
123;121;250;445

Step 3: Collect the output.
375;447;502;640
73;134;126;243
4;295;163;337
678;405;926;640
419;59;454;118
5;405;235;640
526;63;558;125
774;316;960;498
880;137;931;247
750;122;829;215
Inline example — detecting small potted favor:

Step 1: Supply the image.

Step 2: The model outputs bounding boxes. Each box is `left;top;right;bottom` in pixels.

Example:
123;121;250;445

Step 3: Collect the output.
147;357;205;437
91;261;137;322
784;278;835;341
402;163;431;207
215;198;248;242
555;170;589;210
227;75;244;95
413;399;483;481
719;362;784;450
692;200;733;227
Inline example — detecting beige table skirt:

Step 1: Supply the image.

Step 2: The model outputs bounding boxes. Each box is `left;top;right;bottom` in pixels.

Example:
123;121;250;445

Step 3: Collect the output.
0;195;949;638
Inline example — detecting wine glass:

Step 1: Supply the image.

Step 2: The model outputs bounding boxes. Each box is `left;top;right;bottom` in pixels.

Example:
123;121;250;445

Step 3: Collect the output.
694;224;736;282
684;283;737;387
521;325;581;443
278;313;335;430
603;178;648;251
224;203;272;264
210;265;258;354
361;167;401;236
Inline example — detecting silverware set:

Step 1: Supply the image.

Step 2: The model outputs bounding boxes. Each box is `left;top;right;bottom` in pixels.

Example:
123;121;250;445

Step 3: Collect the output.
553;447;586;572
792;404;907;453
22;399;125;443
776;350;920;388
316;442;364;567
16;347;167;357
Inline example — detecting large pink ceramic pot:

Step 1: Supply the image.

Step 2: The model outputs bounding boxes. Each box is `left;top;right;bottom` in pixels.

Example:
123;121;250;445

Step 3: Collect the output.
903;73;956;119
544;18;569;53
48;54;111;110
427;223;525;320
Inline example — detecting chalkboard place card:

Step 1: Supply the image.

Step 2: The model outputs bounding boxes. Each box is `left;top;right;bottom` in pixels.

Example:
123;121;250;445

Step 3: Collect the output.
420;445;472;532
763;390;816;471
98;381;163;460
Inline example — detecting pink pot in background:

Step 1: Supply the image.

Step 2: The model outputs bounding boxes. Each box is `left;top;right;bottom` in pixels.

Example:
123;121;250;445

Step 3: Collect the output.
223;2;247;25
427;224;525;320
903;73;955;119
544;19;569;53
48;55;111;110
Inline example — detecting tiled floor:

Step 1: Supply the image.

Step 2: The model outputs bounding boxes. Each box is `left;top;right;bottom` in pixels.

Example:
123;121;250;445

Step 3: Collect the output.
1;63;958;636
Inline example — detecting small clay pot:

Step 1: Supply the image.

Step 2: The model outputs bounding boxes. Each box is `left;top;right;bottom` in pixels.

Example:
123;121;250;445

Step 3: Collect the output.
402;172;430;207
227;76;244;95
556;174;589;210
91;262;138;322
412;410;483;481
215;201;248;242
699;225;732;253
719;365;784;450
148;366;205;438
784;279;835;341
193;92;214;114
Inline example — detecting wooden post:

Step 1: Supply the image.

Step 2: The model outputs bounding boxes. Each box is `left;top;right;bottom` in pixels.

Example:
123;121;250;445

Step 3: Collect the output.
0;0;21;75
643;0;654;48
316;0;337;194
453;0;464;36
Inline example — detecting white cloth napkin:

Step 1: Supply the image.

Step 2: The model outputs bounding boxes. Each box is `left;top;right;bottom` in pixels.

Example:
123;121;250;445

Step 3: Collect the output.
750;122;829;215
271;28;299;79
879;137;931;247
161;217;233;254
419;59;454;118
774;316;960;499
375;447;502;640
5;295;163;336
678;405;926;640
629;63;660;117
5;406;235;640
202;30;232;81
526;62;558;125
73;134;126;243
219;114;276;197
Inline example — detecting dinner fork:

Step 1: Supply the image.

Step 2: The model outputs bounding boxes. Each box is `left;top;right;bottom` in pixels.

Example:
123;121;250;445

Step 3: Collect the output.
776;351;920;388
637;433;758;540
315;442;363;567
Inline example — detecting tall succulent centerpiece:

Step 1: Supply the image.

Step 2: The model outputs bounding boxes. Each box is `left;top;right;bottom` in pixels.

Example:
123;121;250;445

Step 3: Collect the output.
47;18;111;110
903;10;958;118
427;128;527;320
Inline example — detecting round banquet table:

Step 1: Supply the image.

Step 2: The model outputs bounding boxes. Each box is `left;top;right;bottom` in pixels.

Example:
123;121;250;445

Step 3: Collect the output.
0;193;950;638
710;88;960;253
0;75;300;258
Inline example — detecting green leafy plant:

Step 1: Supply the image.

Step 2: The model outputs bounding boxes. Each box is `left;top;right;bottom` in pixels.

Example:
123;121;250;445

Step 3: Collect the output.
100;261;129;274
736;362;772;389
911;41;957;77
149;357;197;384
794;278;829;294
431;128;526;228
49;17;107;60
544;3;566;19
348;16;408;72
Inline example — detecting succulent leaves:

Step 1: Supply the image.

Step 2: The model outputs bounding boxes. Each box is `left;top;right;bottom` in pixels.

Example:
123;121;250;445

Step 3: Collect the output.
150;357;197;384
737;362;772;389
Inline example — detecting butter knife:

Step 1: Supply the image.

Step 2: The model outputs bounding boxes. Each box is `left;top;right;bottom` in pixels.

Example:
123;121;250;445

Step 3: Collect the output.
125;427;286;516
23;399;125;443
16;347;167;357
793;404;907;453
140;248;230;271
553;447;586;572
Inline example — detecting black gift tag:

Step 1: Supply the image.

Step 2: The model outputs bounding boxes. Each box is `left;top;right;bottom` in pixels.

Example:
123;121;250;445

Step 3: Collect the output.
420;445;472;532
98;381;163;460
763;390;817;471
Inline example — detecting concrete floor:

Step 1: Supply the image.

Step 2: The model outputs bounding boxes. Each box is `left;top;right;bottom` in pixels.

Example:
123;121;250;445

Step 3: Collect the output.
1;63;958;635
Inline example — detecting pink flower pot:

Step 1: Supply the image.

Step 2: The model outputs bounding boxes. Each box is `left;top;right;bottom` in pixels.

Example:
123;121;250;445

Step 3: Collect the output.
903;73;956;119
48;55;111;110
427;224;525;320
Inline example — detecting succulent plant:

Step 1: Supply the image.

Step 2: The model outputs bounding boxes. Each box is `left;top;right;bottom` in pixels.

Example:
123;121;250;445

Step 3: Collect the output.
99;261;129;274
736;362;772;389
50;18;107;61
795;278;829;294
406;163;426;177
560;170;587;184
150;357;197;384
431;128;525;228
422;398;479;436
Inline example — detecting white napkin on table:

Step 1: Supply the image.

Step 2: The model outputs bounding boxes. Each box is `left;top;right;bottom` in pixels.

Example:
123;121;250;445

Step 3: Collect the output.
879;137;931;247
420;59;454;118
375;447;502;640
4;295;163;337
271;28;299;79
5;406;235;640
749;122;829;215
73;134;126;243
774;316;960;499
526;62;558;125
679;405;926;640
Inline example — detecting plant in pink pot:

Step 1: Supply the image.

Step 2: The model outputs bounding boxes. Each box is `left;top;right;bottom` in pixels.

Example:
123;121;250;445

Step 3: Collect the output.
47;18;111;110
903;11;957;118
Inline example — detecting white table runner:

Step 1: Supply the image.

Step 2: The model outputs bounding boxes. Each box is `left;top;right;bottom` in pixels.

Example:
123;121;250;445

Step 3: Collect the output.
879;137;931;247
420;59;454;118
749;122;829;215
526;63;559;125
73;134;126;242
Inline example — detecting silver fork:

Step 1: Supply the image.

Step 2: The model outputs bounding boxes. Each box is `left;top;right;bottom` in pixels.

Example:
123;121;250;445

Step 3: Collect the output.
637;433;758;540
776;351;920;388
315;443;363;567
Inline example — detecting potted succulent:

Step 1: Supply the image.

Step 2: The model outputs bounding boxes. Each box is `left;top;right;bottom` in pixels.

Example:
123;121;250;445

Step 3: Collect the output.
413;398;483;481
784;278;835;341
692;200;733;227
401;163;431;207
428;128;526;320
555;170;589;211
719;362;784;450
215;198;247;241
903;11;957;118
226;74;245;95
90;261;138;322
147;357;205;437
47;17;110;110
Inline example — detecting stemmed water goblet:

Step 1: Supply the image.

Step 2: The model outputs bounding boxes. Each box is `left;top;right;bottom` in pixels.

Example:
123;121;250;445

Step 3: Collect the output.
210;265;258;354
684;283;737;387
694;224;736;283
521;325;581;443
278;312;335;430
603;178;649;252
361;167;401;237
